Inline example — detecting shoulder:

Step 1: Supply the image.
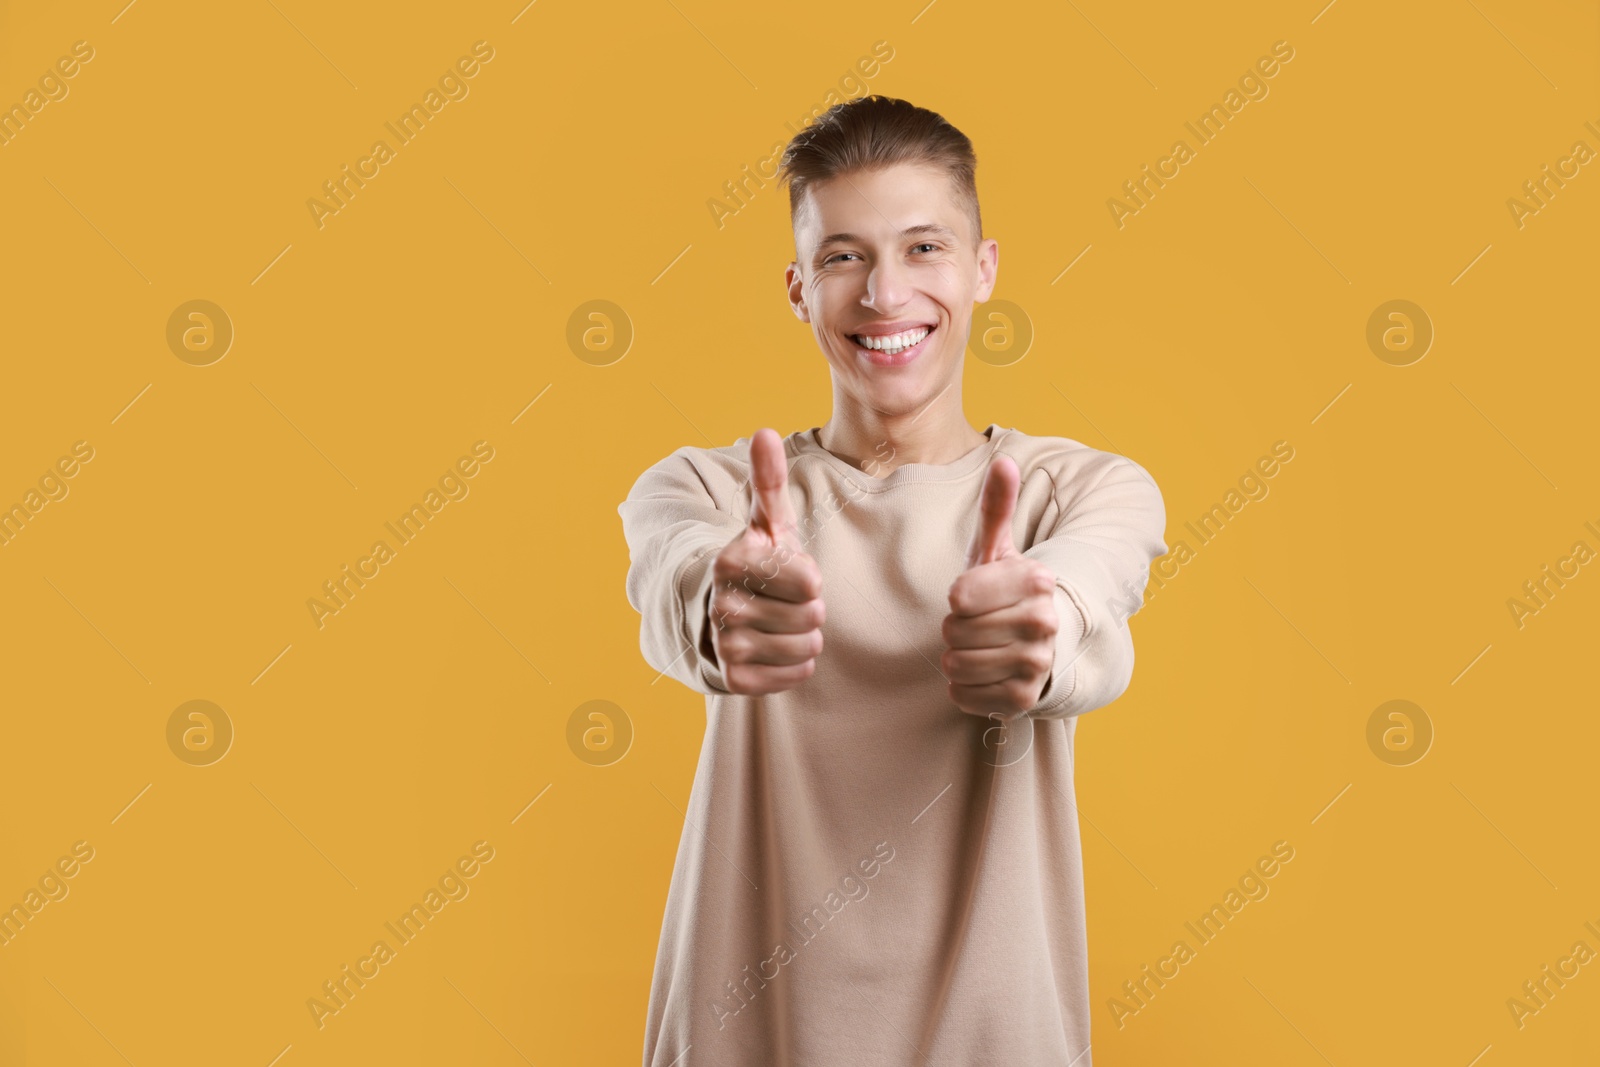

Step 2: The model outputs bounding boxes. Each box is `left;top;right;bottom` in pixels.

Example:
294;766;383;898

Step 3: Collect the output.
996;427;1162;507
623;432;769;511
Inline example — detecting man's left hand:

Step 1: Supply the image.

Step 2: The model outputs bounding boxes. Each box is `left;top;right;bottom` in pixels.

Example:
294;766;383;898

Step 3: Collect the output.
942;453;1060;720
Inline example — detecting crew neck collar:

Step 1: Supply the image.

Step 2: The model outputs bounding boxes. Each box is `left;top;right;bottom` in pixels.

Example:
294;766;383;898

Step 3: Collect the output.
790;423;1008;491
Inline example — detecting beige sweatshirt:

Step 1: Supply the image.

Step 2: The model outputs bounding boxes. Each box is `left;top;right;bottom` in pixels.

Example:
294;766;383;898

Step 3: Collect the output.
619;423;1168;1066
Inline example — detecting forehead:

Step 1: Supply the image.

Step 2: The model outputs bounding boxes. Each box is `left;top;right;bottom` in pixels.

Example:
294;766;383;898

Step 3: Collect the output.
794;162;965;249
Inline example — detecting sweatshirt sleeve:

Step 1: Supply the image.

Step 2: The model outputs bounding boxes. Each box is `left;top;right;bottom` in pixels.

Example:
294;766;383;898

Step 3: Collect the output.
1021;454;1168;720
617;449;748;696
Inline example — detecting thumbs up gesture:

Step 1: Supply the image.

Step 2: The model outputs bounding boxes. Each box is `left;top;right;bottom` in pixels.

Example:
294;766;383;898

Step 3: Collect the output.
704;428;826;695
941;453;1061;719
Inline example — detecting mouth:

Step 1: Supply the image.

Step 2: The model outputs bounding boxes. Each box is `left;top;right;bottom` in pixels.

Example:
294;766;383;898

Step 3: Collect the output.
848;324;936;367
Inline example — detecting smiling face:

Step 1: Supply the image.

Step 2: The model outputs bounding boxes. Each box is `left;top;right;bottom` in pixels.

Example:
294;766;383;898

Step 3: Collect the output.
785;162;998;420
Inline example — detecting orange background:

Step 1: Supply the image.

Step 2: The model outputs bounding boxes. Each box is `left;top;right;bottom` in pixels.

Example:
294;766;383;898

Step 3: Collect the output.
0;1;1596;1064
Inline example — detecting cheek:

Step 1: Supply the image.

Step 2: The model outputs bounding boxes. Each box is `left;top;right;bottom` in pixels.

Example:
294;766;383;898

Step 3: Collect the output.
819;321;852;356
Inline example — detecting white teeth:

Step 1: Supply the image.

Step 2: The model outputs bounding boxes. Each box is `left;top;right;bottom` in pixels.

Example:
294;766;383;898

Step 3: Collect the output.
853;327;930;352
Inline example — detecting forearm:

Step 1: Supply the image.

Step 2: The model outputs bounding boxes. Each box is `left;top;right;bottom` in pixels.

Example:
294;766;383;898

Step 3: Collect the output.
1021;458;1166;720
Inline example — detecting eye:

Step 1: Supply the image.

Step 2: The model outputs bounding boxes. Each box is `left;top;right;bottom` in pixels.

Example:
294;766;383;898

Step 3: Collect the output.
823;252;860;265
912;243;939;254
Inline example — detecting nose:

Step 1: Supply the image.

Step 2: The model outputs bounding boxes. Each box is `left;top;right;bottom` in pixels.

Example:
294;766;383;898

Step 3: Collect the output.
862;254;913;314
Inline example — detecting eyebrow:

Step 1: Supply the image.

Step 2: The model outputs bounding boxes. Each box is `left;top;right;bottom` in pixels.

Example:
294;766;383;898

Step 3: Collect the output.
813;223;959;257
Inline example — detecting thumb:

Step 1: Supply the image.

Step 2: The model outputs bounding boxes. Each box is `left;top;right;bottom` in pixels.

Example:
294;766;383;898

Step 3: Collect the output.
964;453;1020;570
748;428;799;544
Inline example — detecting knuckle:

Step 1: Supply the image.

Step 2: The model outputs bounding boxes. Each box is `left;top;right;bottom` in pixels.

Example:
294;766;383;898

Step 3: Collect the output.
1032;564;1056;593
1040;604;1060;636
798;561;822;598
947;583;969;615
1027;610;1054;641
720;631;750;662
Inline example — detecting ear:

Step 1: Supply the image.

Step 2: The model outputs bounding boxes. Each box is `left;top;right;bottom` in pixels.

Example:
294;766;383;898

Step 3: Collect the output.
786;261;811;324
973;237;1000;304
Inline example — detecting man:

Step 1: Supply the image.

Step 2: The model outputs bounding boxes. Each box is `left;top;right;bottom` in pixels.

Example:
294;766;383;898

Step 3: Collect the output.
619;94;1167;1066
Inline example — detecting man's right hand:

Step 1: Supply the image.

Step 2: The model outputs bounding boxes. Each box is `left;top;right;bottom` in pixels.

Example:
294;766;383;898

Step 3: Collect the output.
705;428;826;695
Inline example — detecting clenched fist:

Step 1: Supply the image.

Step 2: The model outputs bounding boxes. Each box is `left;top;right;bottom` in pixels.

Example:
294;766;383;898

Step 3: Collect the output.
942;453;1061;719
703;428;826;695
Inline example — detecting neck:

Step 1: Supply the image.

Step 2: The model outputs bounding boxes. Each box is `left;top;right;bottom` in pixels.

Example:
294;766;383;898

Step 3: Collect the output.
817;390;987;477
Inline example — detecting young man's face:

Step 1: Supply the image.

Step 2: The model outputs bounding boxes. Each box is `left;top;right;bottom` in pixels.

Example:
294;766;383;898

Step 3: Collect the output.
786;162;998;420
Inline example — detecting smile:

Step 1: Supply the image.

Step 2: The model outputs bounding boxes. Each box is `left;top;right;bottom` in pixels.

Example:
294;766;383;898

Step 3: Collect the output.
849;325;935;367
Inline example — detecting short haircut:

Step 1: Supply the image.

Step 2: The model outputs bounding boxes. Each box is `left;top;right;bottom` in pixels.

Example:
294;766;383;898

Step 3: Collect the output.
777;95;982;249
